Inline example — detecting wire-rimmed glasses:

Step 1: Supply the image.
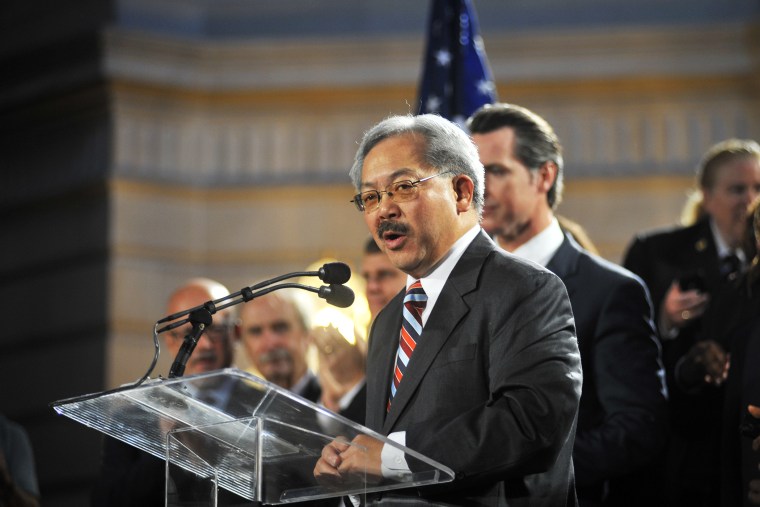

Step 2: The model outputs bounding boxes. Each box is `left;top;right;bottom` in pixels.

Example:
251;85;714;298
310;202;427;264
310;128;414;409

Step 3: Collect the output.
351;172;448;213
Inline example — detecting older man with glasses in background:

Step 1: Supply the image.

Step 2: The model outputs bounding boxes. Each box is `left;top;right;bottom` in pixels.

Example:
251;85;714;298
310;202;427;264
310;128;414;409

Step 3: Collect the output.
91;278;238;507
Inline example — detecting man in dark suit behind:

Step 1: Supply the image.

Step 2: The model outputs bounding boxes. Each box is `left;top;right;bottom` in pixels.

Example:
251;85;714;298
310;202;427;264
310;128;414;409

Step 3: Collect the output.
314;114;582;506
623;139;760;505
467;103;668;506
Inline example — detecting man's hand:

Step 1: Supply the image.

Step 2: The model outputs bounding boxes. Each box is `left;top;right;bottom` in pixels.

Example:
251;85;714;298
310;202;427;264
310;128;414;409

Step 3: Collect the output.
313;327;366;412
313;435;383;489
661;281;710;329
676;340;730;389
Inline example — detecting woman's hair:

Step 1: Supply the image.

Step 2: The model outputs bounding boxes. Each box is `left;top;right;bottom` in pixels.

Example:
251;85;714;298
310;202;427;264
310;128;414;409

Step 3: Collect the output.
680;138;760;226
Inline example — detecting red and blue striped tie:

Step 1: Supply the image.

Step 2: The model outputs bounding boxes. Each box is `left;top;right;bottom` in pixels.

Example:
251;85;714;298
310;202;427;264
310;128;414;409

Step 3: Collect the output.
388;280;427;411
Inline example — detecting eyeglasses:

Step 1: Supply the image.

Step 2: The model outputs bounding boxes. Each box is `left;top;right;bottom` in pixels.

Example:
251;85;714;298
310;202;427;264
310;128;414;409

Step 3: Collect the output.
351;172;448;213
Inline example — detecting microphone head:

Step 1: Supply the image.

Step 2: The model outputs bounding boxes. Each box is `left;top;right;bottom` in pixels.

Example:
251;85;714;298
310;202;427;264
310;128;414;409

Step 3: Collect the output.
318;284;355;308
319;262;351;284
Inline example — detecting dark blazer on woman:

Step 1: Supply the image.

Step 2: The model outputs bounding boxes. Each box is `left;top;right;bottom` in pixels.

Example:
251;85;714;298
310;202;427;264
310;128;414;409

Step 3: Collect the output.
623;217;732;506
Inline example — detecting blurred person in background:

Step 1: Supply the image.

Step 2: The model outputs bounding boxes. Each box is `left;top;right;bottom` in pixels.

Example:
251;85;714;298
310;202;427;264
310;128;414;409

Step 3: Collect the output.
623;139;760;506
92;278;238;506
361;237;406;321
469;102;668;506
237;289;321;402
714;197;760;506
299;259;369;425
0;412;40;507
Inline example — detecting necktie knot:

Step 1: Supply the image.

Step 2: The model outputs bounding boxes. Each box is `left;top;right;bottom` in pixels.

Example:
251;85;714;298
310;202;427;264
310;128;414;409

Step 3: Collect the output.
404;280;428;322
720;253;741;281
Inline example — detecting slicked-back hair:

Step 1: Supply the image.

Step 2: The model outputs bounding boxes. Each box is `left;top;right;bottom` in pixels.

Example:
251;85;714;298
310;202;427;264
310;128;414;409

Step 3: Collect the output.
349;114;485;214
467;103;564;209
698;138;760;190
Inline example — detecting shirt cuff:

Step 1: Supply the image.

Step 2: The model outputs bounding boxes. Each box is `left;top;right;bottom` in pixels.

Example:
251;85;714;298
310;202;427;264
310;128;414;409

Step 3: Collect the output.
380;431;412;480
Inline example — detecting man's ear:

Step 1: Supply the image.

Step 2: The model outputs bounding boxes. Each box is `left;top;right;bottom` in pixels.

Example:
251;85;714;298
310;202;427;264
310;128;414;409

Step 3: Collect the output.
537;162;558;194
453;175;475;213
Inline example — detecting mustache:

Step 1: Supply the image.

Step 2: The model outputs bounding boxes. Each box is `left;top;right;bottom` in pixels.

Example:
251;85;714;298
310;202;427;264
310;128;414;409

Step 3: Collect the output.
260;348;292;364
192;350;217;362
377;221;409;238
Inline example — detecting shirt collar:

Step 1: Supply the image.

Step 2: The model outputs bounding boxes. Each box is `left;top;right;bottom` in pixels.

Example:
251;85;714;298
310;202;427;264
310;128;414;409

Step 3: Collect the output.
709;217;747;264
291;369;317;398
508;217;564;267
411;223;481;326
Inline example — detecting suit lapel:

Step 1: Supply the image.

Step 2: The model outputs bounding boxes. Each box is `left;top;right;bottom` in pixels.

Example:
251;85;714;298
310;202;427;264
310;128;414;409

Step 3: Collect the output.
365;293;404;431
691;219;722;287
381;232;494;433
547;233;581;296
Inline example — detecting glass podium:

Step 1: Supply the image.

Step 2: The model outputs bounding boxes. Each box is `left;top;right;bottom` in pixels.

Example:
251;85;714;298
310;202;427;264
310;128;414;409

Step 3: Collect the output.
52;368;454;505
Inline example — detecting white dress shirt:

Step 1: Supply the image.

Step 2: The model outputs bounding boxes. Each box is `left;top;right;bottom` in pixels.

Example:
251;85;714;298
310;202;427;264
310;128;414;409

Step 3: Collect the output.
500;217;564;267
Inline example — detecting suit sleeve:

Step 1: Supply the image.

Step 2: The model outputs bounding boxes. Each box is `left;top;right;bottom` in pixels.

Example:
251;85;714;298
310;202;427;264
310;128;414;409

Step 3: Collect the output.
405;270;582;480
572;275;668;484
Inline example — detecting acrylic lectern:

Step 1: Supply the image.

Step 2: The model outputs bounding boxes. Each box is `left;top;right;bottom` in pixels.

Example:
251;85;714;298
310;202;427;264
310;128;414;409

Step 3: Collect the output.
52;368;454;505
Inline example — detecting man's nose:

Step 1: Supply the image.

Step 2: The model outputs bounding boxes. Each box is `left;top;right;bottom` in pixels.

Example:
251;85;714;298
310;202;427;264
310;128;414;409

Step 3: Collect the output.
196;333;215;349
260;329;284;349
377;195;400;219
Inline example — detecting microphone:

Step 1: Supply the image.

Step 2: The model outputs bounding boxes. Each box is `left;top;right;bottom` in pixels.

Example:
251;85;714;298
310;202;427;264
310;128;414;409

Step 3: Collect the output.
318;284;355;308
318;262;351;284
239;282;355;309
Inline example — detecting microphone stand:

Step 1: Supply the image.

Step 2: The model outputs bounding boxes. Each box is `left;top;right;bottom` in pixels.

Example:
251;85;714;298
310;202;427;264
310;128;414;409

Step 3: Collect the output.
168;308;213;378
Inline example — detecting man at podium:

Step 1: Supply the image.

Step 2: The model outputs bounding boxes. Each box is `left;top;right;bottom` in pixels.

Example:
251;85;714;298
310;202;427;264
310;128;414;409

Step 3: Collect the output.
315;114;583;506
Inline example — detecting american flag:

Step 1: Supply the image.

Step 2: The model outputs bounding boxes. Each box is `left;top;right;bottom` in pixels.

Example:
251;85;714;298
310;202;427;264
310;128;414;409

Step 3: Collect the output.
417;0;498;127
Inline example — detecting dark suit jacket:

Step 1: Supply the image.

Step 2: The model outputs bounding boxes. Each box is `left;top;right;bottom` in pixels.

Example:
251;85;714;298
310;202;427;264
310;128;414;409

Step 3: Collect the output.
623;217;726;334
623;217;730;505
715;273;760;507
548;233;668;506
297;373;323;405
721;315;760;507
364;231;582;506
